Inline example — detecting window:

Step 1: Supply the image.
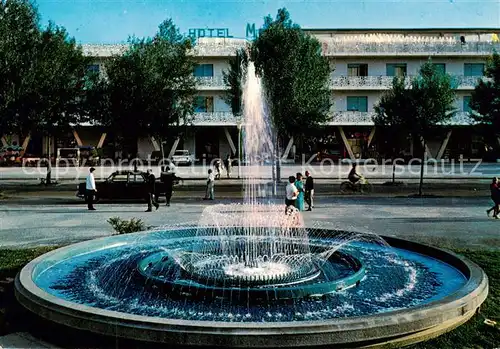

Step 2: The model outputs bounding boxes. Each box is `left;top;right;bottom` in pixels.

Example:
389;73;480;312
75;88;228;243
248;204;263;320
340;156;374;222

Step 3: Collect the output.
463;96;472;113
433;63;446;74
348;64;368;76
194;64;214;77
347;96;368;112
464;63;485;76
194;96;214;112
386;63;407;77
87;64;100;74
111;173;128;182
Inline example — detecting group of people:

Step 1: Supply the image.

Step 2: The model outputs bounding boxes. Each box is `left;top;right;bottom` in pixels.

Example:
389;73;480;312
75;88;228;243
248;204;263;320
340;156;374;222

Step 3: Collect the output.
214;154;233;180
285;171;314;213
84;166;181;212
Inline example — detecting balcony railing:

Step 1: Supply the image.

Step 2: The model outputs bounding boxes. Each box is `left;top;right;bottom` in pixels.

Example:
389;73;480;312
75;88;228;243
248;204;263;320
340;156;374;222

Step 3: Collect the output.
81;41;500;59
190;112;242;125
195;76;227;89
330;75;488;90
189;111;475;126
321;42;500;56
195;75;486;91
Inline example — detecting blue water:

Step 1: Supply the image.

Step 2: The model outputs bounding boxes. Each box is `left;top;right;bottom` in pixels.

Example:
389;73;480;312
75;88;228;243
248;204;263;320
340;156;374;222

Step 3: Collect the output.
33;229;467;323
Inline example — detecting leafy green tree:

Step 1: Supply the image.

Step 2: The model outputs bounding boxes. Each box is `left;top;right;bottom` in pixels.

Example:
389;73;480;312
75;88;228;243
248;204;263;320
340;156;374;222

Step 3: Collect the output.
0;0;93;153
0;0;40;137
374;61;456;196
95;19;196;159
222;48;248;115
469;51;500;149
374;77;412;184
250;8;332;181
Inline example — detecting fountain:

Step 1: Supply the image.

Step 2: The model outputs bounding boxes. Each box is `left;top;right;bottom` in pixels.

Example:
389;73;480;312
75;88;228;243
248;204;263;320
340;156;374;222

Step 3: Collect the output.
15;61;488;348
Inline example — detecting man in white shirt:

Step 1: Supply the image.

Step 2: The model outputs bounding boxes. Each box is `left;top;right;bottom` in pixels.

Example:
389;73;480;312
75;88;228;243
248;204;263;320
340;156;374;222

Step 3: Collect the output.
285;175;298;213
85;167;97;210
204;169;215;200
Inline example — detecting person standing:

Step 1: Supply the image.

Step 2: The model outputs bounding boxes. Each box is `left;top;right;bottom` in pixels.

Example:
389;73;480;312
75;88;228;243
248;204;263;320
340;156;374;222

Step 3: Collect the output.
161;166;181;207
305;170;314;211
285;176;298;213
487;177;500;219
204;169;215;200
85;167;97;211
294;173;305;211
214;159;222;180
145;170;159;212
225;154;232;179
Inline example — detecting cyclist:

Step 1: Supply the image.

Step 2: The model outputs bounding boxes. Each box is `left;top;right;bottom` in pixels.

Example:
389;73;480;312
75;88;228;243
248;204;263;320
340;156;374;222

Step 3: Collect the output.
348;163;362;185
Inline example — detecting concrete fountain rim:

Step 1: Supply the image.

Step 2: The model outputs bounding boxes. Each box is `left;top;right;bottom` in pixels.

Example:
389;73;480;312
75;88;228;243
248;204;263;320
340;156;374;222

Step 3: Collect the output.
15;227;489;347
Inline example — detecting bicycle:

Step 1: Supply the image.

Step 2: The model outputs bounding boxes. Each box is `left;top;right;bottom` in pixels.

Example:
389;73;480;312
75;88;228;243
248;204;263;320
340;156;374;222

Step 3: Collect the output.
340;176;372;194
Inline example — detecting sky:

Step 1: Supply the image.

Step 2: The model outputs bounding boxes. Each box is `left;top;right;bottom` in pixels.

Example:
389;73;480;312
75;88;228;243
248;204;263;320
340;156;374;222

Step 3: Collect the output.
34;0;500;44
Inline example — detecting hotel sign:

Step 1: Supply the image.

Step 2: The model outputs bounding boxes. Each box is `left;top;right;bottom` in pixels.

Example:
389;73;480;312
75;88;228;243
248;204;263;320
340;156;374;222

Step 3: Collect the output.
188;23;261;40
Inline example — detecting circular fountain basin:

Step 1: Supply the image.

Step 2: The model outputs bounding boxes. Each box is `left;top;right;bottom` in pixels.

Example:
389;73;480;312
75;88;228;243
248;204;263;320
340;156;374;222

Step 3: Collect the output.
15;227;488;348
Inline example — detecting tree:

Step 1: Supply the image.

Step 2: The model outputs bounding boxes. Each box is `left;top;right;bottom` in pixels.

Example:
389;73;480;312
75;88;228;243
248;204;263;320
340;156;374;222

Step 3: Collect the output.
94;19;196;160
142;20;197;159
0;0;40;137
222;48;248;115
374;61;456;196
469;51;500;149
0;0;93;152
250;8;332;182
373;77;413;184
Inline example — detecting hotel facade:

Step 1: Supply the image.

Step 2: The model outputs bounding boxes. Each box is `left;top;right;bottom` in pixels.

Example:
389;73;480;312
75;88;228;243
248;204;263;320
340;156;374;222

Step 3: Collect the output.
5;28;500;163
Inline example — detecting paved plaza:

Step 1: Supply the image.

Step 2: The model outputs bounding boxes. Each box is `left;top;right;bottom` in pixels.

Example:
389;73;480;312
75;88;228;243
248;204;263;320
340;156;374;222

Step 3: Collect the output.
0;196;498;249
2;162;500;182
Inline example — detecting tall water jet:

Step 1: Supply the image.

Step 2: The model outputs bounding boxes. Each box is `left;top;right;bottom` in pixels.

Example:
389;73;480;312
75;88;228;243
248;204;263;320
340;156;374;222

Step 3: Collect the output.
241;61;274;205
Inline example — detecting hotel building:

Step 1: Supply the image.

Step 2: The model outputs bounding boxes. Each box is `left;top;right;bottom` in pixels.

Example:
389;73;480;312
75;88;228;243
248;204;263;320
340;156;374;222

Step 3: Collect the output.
5;28;500;163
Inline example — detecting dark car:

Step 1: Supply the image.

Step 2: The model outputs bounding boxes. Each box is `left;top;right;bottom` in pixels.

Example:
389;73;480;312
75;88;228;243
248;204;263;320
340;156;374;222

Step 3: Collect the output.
77;170;167;202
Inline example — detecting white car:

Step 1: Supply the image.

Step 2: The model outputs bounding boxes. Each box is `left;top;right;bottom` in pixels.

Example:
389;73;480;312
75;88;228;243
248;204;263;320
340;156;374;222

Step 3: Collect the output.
171;150;194;166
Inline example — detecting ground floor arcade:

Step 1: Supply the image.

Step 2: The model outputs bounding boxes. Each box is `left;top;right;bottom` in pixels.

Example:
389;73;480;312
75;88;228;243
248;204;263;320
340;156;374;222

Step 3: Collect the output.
1;125;495;165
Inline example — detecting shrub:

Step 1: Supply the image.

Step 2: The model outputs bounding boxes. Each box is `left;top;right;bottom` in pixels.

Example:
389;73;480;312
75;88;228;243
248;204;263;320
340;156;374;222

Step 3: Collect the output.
107;217;146;235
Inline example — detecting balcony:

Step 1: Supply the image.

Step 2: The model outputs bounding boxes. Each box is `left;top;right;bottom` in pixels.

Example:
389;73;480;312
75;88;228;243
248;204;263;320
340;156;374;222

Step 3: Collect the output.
190;112;241;125
196;76;227;90
327;111;475;126
189;111;475;126
330;75;488;90
320;41;500;57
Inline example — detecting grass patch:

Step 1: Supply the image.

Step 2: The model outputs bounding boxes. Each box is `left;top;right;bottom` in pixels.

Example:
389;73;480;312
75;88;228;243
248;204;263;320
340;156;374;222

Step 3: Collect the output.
0;246;499;347
0;246;59;279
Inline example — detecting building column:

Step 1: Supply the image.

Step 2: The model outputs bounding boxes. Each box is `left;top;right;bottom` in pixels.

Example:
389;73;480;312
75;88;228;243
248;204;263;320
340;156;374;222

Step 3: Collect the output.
150;136;160;151
224;127;237;155
436;130;453;161
19;134;31;157
338;126;355;160
168;137;180;158
281;137;294;160
72;129;83;147
0;136;8;147
367;127;376;147
97;133;107;149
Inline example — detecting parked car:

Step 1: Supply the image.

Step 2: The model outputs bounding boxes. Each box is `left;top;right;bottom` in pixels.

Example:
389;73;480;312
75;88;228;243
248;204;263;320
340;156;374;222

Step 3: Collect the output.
76;170;169;202
171;150;194;166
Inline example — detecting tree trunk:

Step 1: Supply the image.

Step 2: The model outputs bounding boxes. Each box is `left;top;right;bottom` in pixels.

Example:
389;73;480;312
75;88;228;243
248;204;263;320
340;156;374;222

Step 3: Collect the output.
419;139;426;196
159;136;165;161
46;136;52;186
392;158;396;184
276;134;281;185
